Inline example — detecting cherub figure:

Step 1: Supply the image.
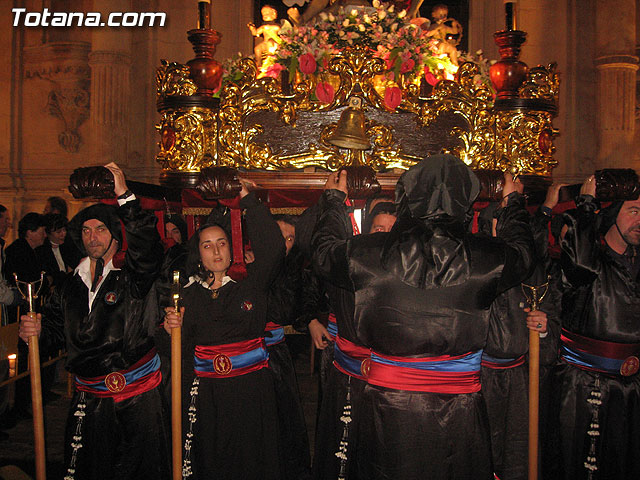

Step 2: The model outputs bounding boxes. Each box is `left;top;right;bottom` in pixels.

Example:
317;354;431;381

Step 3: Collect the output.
425;4;462;65
287;0;372;26
247;5;281;67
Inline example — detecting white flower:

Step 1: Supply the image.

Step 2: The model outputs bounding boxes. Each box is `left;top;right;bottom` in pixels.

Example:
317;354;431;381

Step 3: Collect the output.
328;14;335;22
343;19;350;27
363;14;371;23
358;24;365;32
319;12;328;21
398;10;406;19
391;23;398;32
351;9;358;16
372;0;380;7
379;11;386;20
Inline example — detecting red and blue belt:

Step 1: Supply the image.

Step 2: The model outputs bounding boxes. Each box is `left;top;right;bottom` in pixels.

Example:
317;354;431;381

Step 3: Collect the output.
75;349;161;403
560;328;640;377
368;350;483;393
194;338;269;378
481;352;526;369
264;321;285;347
327;313;338;341
333;335;371;380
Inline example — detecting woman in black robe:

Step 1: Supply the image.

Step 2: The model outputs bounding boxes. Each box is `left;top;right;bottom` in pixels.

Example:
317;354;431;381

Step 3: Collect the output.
164;182;285;480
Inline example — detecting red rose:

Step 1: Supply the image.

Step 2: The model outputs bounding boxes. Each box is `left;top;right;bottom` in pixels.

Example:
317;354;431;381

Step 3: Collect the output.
400;58;416;74
423;67;439;86
384;86;402;110
299;53;317;75
316;81;335;104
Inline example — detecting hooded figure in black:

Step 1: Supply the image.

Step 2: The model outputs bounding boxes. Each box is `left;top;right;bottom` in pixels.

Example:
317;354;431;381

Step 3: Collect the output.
19;163;169;480
312;154;534;480
550;176;640;480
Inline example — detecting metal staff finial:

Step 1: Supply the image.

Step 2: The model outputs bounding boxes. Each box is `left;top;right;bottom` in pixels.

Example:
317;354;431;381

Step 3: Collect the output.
13;272;45;313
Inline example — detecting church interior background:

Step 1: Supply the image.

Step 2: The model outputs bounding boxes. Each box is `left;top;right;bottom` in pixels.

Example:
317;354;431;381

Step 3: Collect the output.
0;0;638;242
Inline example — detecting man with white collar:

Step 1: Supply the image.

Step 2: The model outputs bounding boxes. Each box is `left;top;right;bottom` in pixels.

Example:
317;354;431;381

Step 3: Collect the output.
19;162;170;480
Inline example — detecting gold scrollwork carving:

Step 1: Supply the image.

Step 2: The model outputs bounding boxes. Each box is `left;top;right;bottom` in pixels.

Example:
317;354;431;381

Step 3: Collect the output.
519;63;560;104
420;62;496;169
495;110;558;176
156;60;197;97
156;107;219;172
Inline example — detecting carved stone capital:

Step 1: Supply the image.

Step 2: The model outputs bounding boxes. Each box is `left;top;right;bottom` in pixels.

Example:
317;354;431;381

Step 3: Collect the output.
24;42;91;153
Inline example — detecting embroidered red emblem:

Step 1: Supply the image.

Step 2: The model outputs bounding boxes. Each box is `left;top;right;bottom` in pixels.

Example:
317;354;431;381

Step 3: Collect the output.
242;300;253;311
104;292;117;305
105;372;126;393
213;354;233;375
360;357;371;378
620;356;639;376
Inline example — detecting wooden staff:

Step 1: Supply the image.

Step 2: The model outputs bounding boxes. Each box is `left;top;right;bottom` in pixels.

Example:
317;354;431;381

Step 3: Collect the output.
522;278;549;480
171;271;182;480
15;273;46;480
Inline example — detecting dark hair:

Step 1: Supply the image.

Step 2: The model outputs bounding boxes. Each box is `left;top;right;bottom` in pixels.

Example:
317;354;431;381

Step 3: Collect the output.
184;222;233;279
46;196;68;218
0;205;6;215
43;213;68;234
165;214;188;244
18;213;46;239
272;213;299;227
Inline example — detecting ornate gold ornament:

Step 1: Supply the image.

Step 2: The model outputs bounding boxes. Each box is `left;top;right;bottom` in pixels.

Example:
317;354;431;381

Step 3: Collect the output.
156;45;559;177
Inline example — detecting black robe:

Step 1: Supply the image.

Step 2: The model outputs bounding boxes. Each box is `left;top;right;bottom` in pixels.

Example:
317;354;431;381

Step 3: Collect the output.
265;246;312;480
312;158;534;480
179;193;285;480
551;195;640;480
39;199;170;480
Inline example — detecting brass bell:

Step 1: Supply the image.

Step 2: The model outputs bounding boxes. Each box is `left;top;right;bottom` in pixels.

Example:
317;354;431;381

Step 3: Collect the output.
328;97;370;150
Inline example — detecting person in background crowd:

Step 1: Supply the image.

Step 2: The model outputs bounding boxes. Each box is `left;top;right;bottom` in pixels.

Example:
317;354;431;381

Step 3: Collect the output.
43;196;68;219
0;205;24;436
37;214;81;293
19;163;170;480
246;213;313;479
5;212;48;417
550;174;640;480
312;155;534;480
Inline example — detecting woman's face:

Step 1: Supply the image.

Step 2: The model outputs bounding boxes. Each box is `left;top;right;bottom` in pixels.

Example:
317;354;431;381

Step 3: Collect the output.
199;226;231;276
165;222;182;244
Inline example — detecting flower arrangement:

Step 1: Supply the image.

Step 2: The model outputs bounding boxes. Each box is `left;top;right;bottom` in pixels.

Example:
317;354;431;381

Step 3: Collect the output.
274;1;457;84
218;1;485;106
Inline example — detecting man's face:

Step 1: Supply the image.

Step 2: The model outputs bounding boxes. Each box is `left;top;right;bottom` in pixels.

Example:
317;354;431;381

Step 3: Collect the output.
615;199;640;246
27;226;46;248
82;219;116;260
165;222;182;244
277;220;295;255
49;227;67;246
0;211;11;238
369;213;396;233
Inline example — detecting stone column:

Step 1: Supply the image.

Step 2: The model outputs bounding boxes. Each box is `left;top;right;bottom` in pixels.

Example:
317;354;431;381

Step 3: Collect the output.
88;1;132;165
595;0;638;169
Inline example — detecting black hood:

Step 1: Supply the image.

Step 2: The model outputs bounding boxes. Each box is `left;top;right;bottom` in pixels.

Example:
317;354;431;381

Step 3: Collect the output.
67;203;122;256
395;154;480;224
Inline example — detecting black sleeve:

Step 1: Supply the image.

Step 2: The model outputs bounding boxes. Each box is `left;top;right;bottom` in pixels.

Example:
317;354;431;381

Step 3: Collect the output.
494;192;536;293
293;266;329;333
560;195;600;287
39;280;69;357
296;193;328;261
242;192;286;290
119;199;164;299
311;189;354;291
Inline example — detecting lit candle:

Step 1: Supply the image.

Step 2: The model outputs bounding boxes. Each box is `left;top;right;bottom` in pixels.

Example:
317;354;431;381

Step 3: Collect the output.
504;1;517;31
198;0;211;30
8;354;16;377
